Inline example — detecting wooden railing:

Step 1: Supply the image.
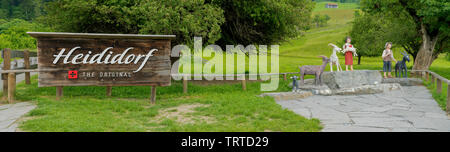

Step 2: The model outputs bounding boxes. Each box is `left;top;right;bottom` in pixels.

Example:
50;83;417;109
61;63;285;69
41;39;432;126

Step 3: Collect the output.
411;70;449;114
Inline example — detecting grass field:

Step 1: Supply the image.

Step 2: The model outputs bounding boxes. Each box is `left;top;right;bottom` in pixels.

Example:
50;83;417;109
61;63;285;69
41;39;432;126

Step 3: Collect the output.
12;76;321;132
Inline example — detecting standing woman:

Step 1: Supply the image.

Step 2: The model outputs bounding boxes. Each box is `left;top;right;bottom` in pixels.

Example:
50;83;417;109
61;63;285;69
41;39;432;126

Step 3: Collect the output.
382;42;397;78
343;36;357;71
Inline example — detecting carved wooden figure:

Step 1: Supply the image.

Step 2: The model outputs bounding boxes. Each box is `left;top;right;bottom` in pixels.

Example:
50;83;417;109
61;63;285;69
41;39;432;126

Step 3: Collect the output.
299;56;330;85
395;51;410;78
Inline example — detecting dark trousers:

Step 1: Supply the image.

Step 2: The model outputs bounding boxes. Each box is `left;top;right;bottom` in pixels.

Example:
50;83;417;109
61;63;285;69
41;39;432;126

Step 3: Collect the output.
383;61;392;72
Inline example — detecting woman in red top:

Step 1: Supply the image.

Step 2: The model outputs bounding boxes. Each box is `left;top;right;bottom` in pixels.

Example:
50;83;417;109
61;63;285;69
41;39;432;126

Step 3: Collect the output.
342;36;357;71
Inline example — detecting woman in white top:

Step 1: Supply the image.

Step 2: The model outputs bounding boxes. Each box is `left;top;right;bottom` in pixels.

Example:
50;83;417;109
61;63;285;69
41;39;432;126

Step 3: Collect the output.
382;42;397;78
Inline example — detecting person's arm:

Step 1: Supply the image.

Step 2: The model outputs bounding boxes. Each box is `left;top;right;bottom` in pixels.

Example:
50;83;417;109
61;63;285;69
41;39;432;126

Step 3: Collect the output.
391;51;397;62
382;50;387;58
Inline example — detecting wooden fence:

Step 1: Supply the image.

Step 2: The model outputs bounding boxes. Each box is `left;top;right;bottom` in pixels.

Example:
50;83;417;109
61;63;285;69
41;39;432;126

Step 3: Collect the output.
1;48;37;103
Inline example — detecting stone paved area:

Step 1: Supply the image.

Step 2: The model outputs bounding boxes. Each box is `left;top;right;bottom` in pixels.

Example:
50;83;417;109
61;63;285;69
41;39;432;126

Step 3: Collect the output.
277;86;450;132
0;102;36;132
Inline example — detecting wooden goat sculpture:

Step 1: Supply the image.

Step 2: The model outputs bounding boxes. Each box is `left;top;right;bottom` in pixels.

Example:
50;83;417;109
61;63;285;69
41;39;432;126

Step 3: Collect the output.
299;56;330;85
328;43;343;72
395;51;410;78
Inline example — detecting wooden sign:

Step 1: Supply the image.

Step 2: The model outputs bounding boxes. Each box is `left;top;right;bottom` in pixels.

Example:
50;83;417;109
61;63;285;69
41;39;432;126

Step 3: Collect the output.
28;32;175;87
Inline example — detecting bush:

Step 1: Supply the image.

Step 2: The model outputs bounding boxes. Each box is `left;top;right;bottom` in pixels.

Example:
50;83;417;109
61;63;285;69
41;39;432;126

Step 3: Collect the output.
212;0;314;46
0;19;51;50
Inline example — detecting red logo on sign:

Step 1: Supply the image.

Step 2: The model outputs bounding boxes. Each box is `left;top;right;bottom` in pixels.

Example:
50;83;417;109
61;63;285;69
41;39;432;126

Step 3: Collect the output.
68;71;78;79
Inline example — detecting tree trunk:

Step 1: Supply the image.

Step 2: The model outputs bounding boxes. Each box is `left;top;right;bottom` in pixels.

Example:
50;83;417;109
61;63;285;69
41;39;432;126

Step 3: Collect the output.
358;55;361;65
412;23;439;70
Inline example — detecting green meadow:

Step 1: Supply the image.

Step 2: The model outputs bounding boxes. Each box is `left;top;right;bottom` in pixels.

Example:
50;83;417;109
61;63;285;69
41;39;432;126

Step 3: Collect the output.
0;2;448;132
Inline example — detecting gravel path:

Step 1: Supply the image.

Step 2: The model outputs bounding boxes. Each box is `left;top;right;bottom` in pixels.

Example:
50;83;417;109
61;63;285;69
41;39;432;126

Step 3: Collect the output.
277;86;450;132
0;72;38;132
0;102;36;132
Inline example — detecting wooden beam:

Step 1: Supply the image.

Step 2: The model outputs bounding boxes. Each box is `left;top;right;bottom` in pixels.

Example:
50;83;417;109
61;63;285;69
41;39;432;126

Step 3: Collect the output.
436;78;442;94
183;75;188;94
431;74;435;84
283;73;287;81
24;50;31;84
447;83;450;114
56;86;63;100
7;73;15;103
151;86;157;103
106;86;112;96
426;71;429;81
2;48;10;101
242;76;247;91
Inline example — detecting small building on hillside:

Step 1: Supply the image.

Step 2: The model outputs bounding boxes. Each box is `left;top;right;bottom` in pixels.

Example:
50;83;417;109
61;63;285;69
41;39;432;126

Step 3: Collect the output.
325;3;338;8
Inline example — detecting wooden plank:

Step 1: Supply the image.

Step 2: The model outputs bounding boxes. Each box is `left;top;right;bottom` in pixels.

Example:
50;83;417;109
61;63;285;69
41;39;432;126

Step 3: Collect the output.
2;48;10;101
437;78;442;94
151;86;156;103
56;86;63;100
431;74;435;84
242;76;247;91
183;75;188;94
24;50;31;84
7;73;15;103
106;86;112;96
447;83;450;114
28;32;174;87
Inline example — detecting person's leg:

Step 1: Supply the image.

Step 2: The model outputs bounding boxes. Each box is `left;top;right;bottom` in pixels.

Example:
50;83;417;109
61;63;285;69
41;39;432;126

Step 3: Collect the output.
387;61;392;78
350;65;353;71
383;61;388;78
346;65;349;71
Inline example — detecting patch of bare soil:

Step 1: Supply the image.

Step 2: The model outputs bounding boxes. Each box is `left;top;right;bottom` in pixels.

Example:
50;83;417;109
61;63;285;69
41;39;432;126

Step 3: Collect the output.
154;103;215;124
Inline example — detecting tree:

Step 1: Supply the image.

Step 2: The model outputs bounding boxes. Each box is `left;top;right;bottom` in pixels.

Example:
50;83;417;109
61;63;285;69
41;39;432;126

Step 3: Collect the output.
42;0;225;45
210;0;314;46
312;14;330;28
349;9;419;64
360;0;449;70
0;0;45;21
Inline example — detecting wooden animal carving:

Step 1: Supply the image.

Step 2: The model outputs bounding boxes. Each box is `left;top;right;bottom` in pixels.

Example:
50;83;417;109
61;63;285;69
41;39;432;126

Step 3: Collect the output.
299;56;330;85
395;51;410;78
328;43;343;72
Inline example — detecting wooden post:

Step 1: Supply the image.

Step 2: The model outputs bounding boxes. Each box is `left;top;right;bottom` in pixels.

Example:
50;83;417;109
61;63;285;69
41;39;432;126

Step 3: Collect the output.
2;48;11;101
426;71;429;81
183;75;188;94
431;74;435;84
436;78;442;94
447;83;450;114
106;86;112;96
56;86;63;100
151;86;156;103
241;76;247;91
24;50;31;84
7;73;15;103
422;71;426;79
283;73;287;81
